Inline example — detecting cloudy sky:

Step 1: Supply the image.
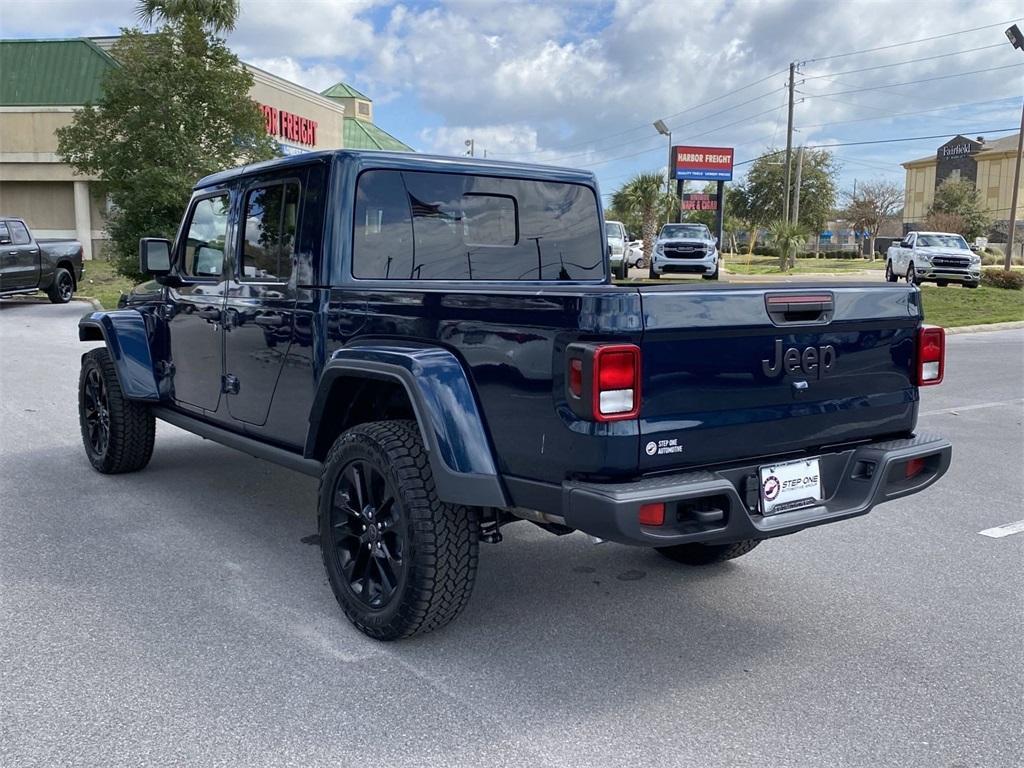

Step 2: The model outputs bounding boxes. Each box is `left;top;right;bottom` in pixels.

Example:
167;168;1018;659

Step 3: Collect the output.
4;0;1022;203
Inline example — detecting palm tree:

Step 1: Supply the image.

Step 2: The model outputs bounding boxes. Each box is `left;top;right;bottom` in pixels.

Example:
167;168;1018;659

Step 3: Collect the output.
768;219;808;272
612;173;672;278
136;0;240;32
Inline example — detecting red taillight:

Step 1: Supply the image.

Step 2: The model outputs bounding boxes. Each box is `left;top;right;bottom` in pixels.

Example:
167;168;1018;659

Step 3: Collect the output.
593;344;640;421
639;502;665;526
565;343;641;422
917;326;945;386
904;457;926;479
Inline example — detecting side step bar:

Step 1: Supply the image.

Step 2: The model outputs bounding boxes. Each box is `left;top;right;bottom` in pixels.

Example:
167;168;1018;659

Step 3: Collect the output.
151;406;323;477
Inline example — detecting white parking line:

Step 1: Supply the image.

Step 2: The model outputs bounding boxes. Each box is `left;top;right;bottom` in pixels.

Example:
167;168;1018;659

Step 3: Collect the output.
919;398;1024;417
978;520;1024;539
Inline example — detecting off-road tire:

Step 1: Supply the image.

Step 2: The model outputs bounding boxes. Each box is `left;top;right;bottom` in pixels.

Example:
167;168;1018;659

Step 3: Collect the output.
47;267;74;304
318;420;479;640
656;539;761;566
885;261;898;282
78;348;155;473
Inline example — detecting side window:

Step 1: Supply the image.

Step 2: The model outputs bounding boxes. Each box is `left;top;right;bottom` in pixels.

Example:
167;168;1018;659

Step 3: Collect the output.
352;170;604;281
9;221;31;245
182;195;230;278
240;182;300;282
0;222;10;243
353;170;414;279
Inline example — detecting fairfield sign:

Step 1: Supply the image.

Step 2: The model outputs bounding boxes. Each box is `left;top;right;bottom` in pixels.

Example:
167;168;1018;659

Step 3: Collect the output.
259;103;318;147
674;146;734;181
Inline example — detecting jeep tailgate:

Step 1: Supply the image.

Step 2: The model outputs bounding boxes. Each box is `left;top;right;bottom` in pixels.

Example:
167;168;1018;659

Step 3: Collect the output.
636;284;921;472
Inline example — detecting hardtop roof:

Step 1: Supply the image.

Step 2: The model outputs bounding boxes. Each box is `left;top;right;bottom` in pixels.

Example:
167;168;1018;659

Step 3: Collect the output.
194;150;599;190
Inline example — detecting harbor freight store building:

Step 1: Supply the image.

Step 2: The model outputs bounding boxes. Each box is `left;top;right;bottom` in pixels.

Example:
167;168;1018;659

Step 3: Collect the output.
901;133;1023;234
0;37;411;259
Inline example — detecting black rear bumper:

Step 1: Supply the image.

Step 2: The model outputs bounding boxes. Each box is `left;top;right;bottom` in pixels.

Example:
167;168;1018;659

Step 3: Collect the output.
560;434;952;546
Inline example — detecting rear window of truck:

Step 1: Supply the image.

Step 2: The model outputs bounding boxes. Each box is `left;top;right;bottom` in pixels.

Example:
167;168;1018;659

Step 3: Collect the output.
353;170;604;280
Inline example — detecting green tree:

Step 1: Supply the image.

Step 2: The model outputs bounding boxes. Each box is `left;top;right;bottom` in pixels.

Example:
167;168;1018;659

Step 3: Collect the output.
743;148;838;236
137;0;239;32
611;172;673;273
927;177;991;240
57;2;276;279
768;219;808;272
844;180;903;260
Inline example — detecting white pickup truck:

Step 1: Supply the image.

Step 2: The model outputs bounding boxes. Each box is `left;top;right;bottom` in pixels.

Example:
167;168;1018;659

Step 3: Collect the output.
886;231;981;288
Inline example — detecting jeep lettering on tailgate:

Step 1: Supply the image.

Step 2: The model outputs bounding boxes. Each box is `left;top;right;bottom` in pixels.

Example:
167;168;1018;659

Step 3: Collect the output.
762;339;836;379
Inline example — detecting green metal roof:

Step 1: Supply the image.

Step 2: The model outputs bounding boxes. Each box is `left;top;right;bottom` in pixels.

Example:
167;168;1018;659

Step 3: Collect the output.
321;82;371;101
0;38;115;106
343;117;413;151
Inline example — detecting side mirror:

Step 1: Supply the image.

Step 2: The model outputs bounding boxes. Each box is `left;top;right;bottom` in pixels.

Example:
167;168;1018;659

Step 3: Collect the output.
139;237;172;275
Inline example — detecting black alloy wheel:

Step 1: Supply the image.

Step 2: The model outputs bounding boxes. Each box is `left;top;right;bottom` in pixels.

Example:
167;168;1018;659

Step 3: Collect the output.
82;366;110;460
328;459;405;610
48;267;74;303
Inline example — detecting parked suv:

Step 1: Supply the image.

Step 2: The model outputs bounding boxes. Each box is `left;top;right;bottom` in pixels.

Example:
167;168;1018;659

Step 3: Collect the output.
78;150;951;640
651;222;719;279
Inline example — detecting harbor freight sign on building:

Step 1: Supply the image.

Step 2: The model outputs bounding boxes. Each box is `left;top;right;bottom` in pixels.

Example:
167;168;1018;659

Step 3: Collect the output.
674;146;734;181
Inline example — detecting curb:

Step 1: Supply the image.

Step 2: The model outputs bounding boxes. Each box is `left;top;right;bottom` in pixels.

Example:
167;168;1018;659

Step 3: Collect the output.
75;297;104;311
944;320;1024;335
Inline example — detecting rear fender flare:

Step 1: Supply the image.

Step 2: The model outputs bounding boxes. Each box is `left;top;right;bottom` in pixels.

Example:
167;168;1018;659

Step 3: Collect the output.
78;310;160;401
307;344;508;509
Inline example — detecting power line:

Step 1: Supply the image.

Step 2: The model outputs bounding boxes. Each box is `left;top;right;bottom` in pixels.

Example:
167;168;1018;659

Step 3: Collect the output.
801;42;1006;80
798;62;1024;99
803;19;1023;63
489;68;788;158
798;96;1020;131
733;127;1020;167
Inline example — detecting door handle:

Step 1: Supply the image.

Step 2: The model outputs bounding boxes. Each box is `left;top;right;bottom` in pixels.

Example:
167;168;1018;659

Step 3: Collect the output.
253;314;284;328
197;306;221;321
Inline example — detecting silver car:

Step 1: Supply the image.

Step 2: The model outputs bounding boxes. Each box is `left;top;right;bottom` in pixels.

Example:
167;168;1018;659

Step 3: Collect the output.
652;223;719;280
605;221;628;278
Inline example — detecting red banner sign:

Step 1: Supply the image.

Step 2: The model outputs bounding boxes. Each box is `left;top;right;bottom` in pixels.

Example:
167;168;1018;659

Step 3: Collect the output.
673;145;734;181
259;104;318;147
682;193;718;212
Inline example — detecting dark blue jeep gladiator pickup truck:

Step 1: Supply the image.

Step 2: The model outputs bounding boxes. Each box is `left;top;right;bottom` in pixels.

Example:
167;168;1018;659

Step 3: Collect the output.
77;150;951;640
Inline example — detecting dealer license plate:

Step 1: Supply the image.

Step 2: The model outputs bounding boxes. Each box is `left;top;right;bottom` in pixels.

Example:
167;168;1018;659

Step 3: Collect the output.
759;457;823;515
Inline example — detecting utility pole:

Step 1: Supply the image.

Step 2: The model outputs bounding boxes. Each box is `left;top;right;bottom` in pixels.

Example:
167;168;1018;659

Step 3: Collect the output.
1004;98;1023;271
791;145;805;225
782;62;796;224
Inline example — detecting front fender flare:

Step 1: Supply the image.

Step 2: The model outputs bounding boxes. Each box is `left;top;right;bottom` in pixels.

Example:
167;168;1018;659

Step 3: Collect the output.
307;344;508;509
78;310;160;401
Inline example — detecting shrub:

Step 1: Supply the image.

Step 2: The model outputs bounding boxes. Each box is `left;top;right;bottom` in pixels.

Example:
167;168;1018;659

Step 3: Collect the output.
981;269;1024;290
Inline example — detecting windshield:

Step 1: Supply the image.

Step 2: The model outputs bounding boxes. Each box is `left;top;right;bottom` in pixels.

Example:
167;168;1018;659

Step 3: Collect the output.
605;223;623;240
917;234;969;250
661;224;709;240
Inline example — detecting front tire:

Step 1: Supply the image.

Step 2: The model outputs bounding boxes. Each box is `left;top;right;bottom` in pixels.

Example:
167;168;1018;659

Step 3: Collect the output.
47;267;74;303
964;281;979;289
906;263;917;286
657;539;761;565
78;348;155;473
318;421;479;640
702;261;720;280
936;279;949;287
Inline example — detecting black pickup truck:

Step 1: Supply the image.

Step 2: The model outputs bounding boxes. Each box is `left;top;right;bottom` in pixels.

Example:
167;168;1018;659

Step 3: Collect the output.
0;217;84;303
77;150;951;640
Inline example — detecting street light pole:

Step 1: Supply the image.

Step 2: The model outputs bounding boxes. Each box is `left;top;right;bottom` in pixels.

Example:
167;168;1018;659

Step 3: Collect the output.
1003;24;1023;271
654;120;674;225
464;138;474;157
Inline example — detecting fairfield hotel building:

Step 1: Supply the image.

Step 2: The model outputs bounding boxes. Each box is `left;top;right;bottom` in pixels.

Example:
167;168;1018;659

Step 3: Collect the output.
901;132;1023;236
0;37;410;259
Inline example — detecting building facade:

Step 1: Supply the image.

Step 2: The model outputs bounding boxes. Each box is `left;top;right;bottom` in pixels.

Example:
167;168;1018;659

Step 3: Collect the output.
902;133;1023;234
0;37;410;259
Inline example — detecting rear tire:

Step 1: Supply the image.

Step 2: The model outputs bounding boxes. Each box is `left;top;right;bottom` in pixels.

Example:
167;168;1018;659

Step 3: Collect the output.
656;539;761;566
885;260;898;282
318;421;479;640
47;267;74;304
635;256;646;269
78;348;155;473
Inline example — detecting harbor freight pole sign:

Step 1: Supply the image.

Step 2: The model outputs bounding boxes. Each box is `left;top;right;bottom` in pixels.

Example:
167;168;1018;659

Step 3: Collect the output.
673;146;734;181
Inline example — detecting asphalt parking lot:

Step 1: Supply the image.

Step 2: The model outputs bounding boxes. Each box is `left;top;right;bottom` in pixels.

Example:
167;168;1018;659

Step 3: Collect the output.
2;299;1022;768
